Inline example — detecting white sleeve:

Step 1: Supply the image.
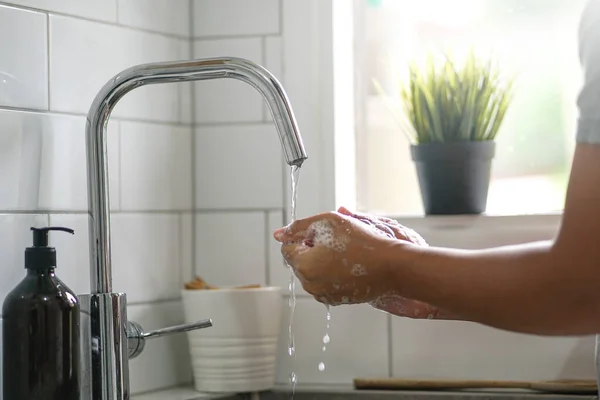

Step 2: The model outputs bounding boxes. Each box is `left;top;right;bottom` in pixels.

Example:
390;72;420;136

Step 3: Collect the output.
576;0;600;144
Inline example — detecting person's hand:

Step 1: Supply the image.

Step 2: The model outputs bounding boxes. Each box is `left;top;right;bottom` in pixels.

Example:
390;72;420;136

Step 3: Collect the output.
334;208;441;319
336;207;427;245
274;210;399;306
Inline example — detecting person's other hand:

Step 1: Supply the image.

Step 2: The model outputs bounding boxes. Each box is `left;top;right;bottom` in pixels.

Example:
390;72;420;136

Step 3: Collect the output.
334;207;441;319
273;208;434;317
274;210;398;305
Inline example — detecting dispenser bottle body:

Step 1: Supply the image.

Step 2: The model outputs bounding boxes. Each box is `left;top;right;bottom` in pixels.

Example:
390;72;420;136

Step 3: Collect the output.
2;270;80;400
2;226;79;400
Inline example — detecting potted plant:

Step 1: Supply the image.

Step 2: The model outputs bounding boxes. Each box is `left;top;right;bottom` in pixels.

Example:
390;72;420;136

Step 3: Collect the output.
387;50;514;215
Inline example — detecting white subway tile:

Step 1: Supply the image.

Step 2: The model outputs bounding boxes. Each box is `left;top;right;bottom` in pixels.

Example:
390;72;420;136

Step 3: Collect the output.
180;213;194;285
195;124;283;209
0;214;48;306
3;0;117;22
178;40;194;124
195;212;266;287
118;0;190;36
276;299;389;384
193;38;263;123
128;301;191;394
40;115;119;211
0;110;119;211
267;210;309;296
120;121;192;211
0;5;47;109
112;214;183;303
192;0;279;37
49;15;182;122
48;214;90;294
391;319;596;380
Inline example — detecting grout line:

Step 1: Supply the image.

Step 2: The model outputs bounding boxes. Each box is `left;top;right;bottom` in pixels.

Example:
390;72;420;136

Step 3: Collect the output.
46;13;51;110
279;0;283;36
0;1;190;40
195;120;269;128
0;105;193;127
264;211;271;286
189;0;198;286
387;313;393;377
177;212;184;286
192;33;281;41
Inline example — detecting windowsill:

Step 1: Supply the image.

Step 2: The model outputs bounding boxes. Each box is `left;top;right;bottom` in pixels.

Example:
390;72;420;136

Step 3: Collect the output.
392;212;562;228
385;213;562;248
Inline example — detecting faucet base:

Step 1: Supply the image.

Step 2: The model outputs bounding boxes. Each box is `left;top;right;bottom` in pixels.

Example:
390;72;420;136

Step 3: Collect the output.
80;293;130;400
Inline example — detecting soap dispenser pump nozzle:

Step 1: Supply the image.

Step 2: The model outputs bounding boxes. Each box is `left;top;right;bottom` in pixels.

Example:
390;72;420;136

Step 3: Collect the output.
26;226;75;270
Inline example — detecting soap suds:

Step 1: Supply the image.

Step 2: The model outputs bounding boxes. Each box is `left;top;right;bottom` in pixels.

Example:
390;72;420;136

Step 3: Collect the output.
351;264;367;276
307;220;346;252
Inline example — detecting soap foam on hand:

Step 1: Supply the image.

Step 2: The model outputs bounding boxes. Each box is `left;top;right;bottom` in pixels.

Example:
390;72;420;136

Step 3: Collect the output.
304;220;346;252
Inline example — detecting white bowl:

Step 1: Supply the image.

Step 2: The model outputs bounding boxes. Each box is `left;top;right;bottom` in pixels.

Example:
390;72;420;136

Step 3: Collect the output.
181;286;283;393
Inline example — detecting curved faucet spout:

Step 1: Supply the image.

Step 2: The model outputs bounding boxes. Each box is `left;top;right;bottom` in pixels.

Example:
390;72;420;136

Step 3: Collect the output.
85;57;307;295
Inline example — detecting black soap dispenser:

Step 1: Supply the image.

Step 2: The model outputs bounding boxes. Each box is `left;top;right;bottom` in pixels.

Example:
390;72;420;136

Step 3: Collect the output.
2;226;80;400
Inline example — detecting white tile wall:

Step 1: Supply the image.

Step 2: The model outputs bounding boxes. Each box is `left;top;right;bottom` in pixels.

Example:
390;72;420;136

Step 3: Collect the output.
112;213;183;303
0;111;119;211
195;124;283;209
128;300;192;392
117;0;190;36
49;15;184;122
276;299;389;384
0;5;47;109
0;1;194;395
391;319;596;380
192;0;279;37
195;212;267;287
3;0;118;22
120;121;192;211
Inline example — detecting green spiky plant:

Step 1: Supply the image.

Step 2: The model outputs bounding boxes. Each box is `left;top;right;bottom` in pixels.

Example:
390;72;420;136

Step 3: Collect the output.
379;50;515;145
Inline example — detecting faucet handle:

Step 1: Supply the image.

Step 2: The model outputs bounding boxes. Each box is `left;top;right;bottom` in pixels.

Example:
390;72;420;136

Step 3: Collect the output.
127;319;212;359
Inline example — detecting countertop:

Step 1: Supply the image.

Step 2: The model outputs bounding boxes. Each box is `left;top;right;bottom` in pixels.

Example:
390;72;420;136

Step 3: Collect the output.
131;385;598;400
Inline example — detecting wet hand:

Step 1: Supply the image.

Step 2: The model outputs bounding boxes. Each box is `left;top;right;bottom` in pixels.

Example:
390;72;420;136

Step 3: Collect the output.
274;207;442;319
274;210;399;305
336;208;443;319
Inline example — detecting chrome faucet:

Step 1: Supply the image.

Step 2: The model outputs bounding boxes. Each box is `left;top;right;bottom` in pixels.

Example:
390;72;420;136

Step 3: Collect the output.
81;57;308;400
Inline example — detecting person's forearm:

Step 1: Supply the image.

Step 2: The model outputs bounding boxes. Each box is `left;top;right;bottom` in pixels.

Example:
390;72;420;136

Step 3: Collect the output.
387;240;600;335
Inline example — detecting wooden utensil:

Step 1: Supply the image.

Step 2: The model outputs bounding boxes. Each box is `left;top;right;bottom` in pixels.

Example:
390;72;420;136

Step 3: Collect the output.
353;378;597;394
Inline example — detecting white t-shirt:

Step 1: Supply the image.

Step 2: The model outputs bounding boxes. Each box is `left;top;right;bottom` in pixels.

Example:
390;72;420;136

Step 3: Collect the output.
577;0;600;393
577;0;600;144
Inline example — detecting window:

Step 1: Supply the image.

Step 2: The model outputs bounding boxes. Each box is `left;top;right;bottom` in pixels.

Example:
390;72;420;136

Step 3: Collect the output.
353;0;587;216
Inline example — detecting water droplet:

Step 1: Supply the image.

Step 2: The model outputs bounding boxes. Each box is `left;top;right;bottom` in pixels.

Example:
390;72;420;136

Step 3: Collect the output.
323;333;330;344
326;312;331;321
322;346;326;352
290;372;297;383
288;344;295;356
318;362;325;371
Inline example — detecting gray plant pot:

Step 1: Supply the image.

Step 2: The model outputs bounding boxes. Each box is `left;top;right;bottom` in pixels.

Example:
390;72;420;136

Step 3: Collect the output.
410;141;496;215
